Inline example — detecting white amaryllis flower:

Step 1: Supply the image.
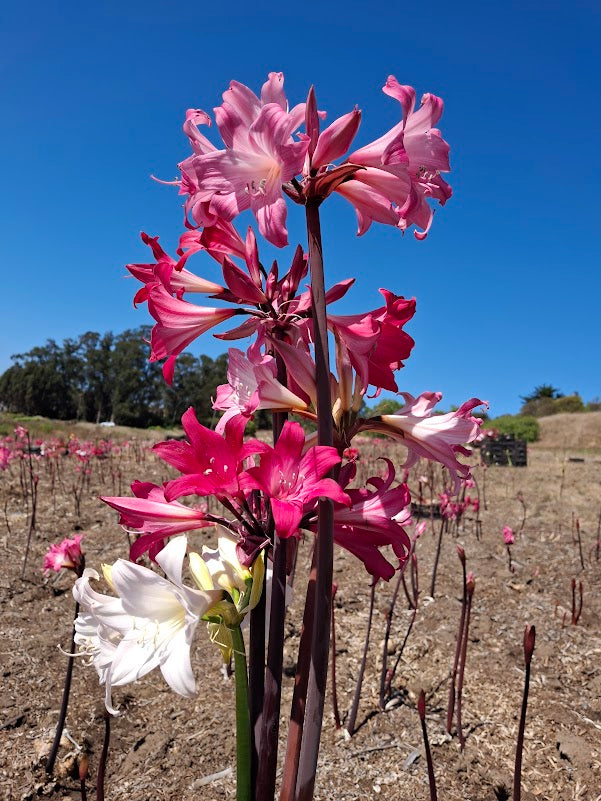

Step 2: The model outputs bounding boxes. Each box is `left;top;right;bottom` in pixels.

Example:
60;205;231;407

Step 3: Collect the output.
73;536;223;714
188;526;265;661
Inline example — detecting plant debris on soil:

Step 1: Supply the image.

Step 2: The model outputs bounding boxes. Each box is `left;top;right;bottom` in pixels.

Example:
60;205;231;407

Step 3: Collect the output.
1;415;600;801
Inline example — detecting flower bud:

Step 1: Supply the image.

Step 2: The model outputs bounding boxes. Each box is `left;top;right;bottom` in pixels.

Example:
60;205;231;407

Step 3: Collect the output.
417;689;426;721
523;624;536;665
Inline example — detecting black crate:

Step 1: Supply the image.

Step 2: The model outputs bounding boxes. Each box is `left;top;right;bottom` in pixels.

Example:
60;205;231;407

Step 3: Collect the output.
480;435;527;467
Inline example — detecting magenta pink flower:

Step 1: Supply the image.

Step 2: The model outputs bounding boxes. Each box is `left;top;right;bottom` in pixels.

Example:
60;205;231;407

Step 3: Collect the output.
366;393;487;491
240;421;349;539
43;534;84;574
155;408;267;503
101;481;211;562
147;284;238;378
326;459;411;581
179;73;308;247
503;526;515;545
126;232;224;306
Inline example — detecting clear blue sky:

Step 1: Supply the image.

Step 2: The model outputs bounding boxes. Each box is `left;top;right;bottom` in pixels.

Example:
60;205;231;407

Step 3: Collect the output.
1;0;599;415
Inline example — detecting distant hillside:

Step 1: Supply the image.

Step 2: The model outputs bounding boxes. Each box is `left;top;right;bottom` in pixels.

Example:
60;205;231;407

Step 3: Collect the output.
536;411;601;450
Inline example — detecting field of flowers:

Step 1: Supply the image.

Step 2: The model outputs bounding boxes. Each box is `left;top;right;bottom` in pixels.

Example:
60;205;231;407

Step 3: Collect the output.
1;416;600;801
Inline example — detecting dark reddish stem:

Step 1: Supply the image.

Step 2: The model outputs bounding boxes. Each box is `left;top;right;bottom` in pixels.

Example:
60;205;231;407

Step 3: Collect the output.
456;574;475;751
345;580;376;736
295;199;335;801
279;555;316;801
446;546;467;734
96;710;111;801
255;370;289;801
430;517;447;598
330;582;341;729
249;577;266;794
418;690;438;801
513;626;535;801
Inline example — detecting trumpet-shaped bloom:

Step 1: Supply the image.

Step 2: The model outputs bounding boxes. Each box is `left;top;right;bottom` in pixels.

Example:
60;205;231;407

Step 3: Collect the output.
338;76;451;239
240;421;350;539
44;534;84;574
73;536;223;713
213;347;309;433
367;393;486;492
100;481;211;562
179;73;308;247
328;460;411;581
155;407;268;502
148;284;238;364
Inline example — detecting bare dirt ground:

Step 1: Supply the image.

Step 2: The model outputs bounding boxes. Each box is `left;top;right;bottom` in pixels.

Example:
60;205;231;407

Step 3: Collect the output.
1;415;600;801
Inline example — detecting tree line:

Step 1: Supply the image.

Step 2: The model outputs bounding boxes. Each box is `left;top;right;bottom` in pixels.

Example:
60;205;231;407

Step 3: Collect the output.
0;328;229;429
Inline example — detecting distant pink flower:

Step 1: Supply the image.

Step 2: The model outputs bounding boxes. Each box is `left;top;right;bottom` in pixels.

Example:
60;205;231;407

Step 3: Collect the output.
44;534;84;574
366;393;487;492
0;446;13;470
179;72;308;247
14;426;28;440
240;421;349;539
503;526;515;545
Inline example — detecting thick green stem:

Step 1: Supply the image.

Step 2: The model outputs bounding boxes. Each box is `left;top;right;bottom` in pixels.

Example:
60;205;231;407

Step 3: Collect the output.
232;626;251;801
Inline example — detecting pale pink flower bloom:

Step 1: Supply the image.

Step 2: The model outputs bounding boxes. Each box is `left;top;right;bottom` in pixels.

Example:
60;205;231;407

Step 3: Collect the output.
0;446;13;470
340;76;452;239
503;526;515;545
213;347;308;434
367;393;487;492
179;73;308;247
44;534;84;574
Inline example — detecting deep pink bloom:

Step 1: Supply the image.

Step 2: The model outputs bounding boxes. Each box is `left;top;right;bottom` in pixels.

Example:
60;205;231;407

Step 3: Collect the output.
147;284;238;367
0;446;13;470
179;73;308;247
101;481;211;561
126;232;224;307
155;408;267;503
329;289;416;393
43;534;84;574
368;393;487;492
240;421;349;539
327;460;411;581
503;526;515;545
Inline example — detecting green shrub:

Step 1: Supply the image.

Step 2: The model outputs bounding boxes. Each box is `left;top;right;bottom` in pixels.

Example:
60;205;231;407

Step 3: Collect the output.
552;394;584;413
487;414;539;442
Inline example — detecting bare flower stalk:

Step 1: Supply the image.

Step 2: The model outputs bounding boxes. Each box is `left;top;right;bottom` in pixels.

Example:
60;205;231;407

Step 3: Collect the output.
513;625;536;801
96;710;111;801
456;572;475;750
330;582;341;729
446;546;467;734
345;580;376;736
418;690;438;801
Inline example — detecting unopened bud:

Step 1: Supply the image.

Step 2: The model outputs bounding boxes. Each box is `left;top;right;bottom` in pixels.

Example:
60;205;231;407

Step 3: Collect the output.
456;544;465;564
78;753;88;782
523;625;536;665
466;571;476;595
417;689;426;721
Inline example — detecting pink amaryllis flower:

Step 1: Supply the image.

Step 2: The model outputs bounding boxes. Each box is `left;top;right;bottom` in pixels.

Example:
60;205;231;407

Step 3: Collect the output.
213;347;309;434
179;72;308;248
337;76;451;239
147;284;238;382
325;460;412;581
240;421;350;539
364;393;487;492
126;232;224;307
44;534;85;574
156;407;267;503
503;526;515;545
101;481;211;562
